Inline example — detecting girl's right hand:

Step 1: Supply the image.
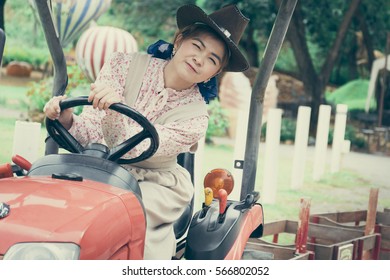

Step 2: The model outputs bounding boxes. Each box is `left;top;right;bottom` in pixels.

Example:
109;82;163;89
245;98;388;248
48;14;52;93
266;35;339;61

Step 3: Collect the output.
43;95;74;129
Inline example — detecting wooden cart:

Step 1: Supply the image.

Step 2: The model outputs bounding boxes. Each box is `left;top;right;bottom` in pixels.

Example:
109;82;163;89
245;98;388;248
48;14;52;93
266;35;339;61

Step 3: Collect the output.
310;208;390;260
247;219;381;260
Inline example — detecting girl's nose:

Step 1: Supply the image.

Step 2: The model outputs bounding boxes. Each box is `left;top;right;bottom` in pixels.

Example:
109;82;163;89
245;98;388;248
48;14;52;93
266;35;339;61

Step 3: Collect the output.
193;54;203;66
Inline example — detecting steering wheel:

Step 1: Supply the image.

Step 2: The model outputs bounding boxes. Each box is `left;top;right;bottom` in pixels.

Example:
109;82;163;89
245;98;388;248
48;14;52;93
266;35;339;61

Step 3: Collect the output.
45;96;159;164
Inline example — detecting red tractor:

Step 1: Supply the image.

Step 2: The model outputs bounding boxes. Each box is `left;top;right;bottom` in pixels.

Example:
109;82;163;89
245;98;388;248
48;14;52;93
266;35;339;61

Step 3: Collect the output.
0;0;297;260
0;96;264;260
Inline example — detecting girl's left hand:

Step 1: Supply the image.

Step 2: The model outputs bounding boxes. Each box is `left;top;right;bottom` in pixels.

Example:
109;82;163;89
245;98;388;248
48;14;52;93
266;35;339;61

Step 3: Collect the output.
88;83;121;110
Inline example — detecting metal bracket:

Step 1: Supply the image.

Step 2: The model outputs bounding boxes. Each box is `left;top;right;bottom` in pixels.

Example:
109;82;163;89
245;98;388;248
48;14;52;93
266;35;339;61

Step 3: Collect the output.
234;160;244;169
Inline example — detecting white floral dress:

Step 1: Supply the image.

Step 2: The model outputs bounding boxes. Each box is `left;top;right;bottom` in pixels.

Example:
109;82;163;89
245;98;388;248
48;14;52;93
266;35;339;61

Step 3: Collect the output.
69;52;209;259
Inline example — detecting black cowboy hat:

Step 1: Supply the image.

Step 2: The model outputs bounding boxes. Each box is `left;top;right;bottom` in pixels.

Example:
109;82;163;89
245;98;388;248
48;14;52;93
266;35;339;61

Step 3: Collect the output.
176;4;250;72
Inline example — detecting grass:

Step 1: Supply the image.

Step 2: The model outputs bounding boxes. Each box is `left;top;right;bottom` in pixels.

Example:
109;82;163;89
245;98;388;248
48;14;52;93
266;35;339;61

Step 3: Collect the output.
0;85;29;110
201;142;388;223
0;117;47;163
0;118;20;162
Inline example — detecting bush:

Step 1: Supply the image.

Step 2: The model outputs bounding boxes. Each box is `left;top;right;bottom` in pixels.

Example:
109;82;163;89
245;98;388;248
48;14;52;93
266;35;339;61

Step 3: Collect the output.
328;125;367;150
261;118;297;142
260;117;366;150
325;79;375;111
206;99;229;143
3;46;50;69
26;78;53;112
26;65;90;120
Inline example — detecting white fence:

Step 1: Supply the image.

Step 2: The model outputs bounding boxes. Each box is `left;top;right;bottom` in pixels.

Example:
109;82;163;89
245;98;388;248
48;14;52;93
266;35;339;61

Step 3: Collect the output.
194;104;351;205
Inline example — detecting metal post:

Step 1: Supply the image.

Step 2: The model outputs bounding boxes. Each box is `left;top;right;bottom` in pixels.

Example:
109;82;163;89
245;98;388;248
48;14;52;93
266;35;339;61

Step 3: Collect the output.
331;104;348;173
261;108;282;204
240;0;298;200
378;32;390;127
313;105;331;181
34;0;68;155
291;106;311;189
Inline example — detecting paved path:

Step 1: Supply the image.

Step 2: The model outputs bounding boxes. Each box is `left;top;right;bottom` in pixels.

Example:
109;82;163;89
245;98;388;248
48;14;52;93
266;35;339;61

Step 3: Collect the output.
291;144;389;188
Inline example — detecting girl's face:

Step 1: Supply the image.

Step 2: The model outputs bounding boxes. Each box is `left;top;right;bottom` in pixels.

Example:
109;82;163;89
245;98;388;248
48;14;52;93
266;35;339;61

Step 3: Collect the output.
172;33;226;85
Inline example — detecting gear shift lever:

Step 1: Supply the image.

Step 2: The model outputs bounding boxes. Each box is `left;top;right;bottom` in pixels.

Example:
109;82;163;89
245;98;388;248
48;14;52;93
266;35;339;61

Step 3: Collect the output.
204;187;213;207
218;188;227;215
200;187;213;218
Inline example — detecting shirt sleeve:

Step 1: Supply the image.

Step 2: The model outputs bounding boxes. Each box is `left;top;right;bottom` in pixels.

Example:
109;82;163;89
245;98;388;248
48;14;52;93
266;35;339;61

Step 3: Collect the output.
68;52;129;145
149;116;209;157
101;112;209;158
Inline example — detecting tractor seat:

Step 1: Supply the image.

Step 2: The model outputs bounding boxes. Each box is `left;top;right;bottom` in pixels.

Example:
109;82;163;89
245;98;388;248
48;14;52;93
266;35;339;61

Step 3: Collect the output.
27;154;142;198
174;152;195;240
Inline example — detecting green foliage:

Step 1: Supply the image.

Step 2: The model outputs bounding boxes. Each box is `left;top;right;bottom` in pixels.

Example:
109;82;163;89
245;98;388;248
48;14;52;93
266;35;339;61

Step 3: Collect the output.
5;0;390;84
260;117;367;150
3;45;49;69
99;0;196;51
0;85;28;110
325;79;376;110
280;118;297;142
25;78;52;112
274;44;298;74
261;118;297;142
2;0;50;69
26;65;90;115
328;124;367;150
3;0;49;51
206;99;229;142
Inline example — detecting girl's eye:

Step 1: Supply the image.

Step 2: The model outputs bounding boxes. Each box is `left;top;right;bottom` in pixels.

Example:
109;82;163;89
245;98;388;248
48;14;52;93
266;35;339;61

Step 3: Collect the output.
209;57;217;65
192;43;201;49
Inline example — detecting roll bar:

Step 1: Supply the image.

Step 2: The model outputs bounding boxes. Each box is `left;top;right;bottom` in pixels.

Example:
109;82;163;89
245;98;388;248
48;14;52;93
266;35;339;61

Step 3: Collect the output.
34;0;68;155
240;0;298;200
0;28;5;65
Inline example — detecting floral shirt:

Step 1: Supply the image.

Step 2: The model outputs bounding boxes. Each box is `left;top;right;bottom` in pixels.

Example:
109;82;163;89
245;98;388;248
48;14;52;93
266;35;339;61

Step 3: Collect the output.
69;52;209;161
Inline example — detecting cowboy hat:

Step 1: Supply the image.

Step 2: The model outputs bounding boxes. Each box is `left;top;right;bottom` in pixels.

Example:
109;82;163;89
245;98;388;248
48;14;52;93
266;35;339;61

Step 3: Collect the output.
176;4;250;72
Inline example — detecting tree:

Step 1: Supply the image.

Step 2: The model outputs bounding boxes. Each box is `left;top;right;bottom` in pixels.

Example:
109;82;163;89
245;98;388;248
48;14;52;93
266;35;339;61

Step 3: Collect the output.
104;0;390;132
0;0;6;31
104;0;196;49
205;0;389;133
204;0;277;68
283;0;361;132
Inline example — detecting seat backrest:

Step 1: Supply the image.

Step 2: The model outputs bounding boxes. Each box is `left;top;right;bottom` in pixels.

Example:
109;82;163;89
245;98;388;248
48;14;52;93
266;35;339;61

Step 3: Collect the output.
174;152;195;239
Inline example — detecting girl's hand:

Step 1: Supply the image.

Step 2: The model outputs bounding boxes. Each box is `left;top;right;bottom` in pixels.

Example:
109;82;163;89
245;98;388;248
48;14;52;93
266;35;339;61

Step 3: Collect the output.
88;83;121;111
43;95;73;129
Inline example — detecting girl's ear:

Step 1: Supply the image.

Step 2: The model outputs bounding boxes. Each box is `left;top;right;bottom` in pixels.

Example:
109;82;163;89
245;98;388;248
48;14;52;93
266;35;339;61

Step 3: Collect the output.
174;34;183;49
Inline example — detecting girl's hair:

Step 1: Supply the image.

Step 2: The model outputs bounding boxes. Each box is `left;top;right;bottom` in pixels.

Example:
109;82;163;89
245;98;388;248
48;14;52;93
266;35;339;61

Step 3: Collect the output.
174;24;230;70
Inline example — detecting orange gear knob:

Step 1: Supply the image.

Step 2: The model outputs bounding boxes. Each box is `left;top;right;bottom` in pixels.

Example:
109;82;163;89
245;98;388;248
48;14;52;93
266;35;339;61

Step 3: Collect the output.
218;188;228;215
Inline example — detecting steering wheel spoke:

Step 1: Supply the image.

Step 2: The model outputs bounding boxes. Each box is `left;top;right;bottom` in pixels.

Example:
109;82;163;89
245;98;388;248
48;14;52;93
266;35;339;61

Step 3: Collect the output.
50;119;85;153
108;129;153;162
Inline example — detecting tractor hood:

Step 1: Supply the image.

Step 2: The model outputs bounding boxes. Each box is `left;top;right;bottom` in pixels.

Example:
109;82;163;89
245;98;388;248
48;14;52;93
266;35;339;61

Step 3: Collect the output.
0;176;133;256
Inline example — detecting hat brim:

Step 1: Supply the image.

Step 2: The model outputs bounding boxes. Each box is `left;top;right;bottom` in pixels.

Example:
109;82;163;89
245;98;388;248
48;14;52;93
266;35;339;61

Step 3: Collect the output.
176;5;249;72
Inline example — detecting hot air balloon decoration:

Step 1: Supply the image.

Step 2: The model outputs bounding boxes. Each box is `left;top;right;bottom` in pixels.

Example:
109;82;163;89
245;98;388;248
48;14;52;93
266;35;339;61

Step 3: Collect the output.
32;0;113;48
75;26;138;82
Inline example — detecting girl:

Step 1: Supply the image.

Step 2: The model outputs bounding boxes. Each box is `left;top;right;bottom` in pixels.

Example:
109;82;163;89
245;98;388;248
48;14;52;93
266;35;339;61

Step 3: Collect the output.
44;4;250;259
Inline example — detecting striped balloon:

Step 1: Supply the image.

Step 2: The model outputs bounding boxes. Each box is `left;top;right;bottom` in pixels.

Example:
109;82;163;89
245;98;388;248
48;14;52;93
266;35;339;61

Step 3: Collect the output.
75;26;138;82
52;0;112;48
